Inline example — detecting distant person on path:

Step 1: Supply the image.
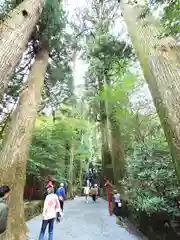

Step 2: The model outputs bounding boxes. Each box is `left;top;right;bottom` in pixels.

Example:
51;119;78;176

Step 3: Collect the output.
0;186;10;234
89;184;98;203
113;190;122;215
56;183;66;213
44;180;54;200
84;179;90;203
39;186;61;240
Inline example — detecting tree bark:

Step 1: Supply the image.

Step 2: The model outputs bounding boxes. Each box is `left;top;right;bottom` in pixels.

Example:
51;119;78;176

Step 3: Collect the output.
98;76;114;182
120;2;180;181
0;49;49;239
68;143;75;198
109;112;126;185
99;101;114;182
0;0;45;101
103;74;126;184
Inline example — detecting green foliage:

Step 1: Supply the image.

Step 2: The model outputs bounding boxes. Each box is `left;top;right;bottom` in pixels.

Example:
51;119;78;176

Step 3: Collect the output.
162;0;180;37
39;0;66;49
87;34;132;70
28;117;74;179
98;72;136;105
27;116;95;182
0;0;18;21
145;0;180;37
121;113;180;216
38;0;78;112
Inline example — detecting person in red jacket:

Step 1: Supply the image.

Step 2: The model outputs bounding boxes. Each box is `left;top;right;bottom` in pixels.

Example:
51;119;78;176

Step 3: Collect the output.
47;179;54;188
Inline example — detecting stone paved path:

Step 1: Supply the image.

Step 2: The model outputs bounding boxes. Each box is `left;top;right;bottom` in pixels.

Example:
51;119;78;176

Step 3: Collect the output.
27;197;148;240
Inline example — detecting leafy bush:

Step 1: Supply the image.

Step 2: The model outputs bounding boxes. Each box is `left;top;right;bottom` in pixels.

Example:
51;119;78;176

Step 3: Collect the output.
27;116;94;183
124;141;180;216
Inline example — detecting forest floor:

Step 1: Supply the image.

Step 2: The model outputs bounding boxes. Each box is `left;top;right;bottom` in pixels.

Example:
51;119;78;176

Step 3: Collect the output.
27;197;148;240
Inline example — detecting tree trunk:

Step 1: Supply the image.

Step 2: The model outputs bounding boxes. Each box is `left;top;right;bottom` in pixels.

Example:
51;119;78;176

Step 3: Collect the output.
79;136;84;189
68;144;74;198
0;49;49;240
98;76;114;182
103;74;126;184
79;161;83;190
120;2;180;181
109;112;126;185
99;101;114;182
65;142;70;180
0;0;45;100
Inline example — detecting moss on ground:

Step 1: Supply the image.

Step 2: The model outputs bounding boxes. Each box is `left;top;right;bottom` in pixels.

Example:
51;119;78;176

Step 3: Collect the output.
24;200;43;221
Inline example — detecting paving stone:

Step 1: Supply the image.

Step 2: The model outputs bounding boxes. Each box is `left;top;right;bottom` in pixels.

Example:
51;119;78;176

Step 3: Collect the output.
27;197;148;240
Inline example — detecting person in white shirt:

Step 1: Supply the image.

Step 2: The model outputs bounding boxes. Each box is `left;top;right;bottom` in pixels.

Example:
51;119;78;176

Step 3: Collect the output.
84;179;90;203
113;190;122;207
39;186;61;240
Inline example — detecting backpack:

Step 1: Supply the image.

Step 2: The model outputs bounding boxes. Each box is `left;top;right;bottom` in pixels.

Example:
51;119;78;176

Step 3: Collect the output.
0;200;8;234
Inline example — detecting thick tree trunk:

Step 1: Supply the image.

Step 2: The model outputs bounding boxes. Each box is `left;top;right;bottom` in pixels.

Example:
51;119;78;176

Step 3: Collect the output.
109;113;126;185
98;76;114;182
120;2;180;181
103;74;126;184
0;49;49;240
99;101;114;182
0;0;45;100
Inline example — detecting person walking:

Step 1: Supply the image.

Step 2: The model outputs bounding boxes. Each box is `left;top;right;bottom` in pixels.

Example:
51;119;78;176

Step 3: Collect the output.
84;179;90;203
0;186;10;234
89;184;98;203
39;186;61;240
56;183;66;213
113;190;122;216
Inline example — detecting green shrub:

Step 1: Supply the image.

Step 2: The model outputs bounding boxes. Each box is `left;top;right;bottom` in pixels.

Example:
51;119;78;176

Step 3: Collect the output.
123;148;180;216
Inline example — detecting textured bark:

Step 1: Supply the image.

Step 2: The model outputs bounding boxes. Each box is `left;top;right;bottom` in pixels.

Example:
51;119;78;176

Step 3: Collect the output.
120;2;180;181
0;0;45;100
109;112;126;185
99;101;114;182
0;49;49;239
98;76;114;182
103;74;126;184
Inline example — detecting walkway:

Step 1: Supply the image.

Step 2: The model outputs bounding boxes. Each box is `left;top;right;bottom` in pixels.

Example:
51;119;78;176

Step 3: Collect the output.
27;197;147;240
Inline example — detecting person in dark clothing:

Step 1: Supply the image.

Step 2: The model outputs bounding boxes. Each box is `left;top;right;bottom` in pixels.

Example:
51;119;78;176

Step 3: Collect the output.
56;183;66;213
0;186;10;234
112;190;122;216
89;184;98;203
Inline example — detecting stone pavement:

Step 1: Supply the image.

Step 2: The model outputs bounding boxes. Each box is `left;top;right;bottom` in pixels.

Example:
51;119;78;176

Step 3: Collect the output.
27;197;148;240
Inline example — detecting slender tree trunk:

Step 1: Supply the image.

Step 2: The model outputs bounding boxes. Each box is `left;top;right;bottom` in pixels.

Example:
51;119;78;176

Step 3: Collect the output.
120;2;180;180
79;136;84;189
69;143;74;198
65;142;70;181
79;159;83;189
0;0;45;101
0;49;49;240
